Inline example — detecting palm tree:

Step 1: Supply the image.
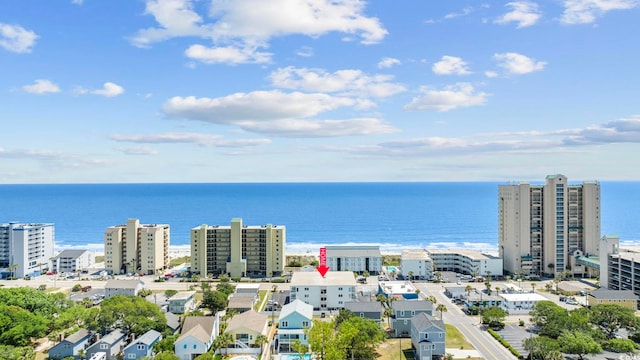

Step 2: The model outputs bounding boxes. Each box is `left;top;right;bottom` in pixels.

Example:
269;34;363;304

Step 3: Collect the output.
8;263;18;279
427;295;437;305
465;285;474;298
215;332;233;355
408;271;414;280
531;283;537;293
78;349;86;360
384;306;394;327
436;304;447;319
255;334;269;355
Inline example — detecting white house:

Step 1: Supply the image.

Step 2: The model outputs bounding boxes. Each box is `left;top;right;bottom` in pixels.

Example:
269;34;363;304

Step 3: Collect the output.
400;249;433;280
51;249;94;274
175;315;219;360
500;293;548;314
290;271;357;312
104;279;144;298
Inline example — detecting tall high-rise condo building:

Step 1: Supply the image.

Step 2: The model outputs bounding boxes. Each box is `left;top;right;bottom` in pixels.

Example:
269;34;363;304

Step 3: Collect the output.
498;174;600;277
0;222;55;278
191;218;285;278
104;218;170;275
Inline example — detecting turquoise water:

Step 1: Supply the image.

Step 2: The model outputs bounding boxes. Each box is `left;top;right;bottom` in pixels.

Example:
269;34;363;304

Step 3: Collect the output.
280;354;311;360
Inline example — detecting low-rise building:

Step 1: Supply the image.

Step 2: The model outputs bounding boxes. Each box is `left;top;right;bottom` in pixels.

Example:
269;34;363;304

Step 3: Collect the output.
410;313;446;360
600;235;640;301
104;279;144;298
588;288;639;310
344;301;383;324
225;310;269;350
228;293;257;313
168;291;197;314
290;271;357;311
444;286;468;301
325;245;382;275
175;316;219;360
465;293;503;311
378;281;419;300
48;329;91;360
391;300;433;338
123;329;162;360
277;299;313;352
400;249;434;280
500;293;548;314
427;249;503;276
51;249;94;274
86;329;126;360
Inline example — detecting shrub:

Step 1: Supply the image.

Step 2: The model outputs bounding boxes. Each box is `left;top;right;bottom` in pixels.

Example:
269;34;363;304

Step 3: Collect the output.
488;328;522;358
72;284;82;292
603;338;636;353
271;278;286;283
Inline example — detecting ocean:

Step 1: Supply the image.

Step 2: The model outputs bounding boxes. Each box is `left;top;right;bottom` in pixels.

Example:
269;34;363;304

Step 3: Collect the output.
1;182;639;254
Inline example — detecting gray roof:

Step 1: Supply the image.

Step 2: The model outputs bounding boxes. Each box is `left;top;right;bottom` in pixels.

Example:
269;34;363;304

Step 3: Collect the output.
100;329;126;345
344;301;383;313
411;313;444;332
226;310;268;334
105;279;143;289
392;300;433;311
64;329;90;344
228;295;254;309
179;316;217;343
590;288;639;300
130;330;161;346
54;249;89;259
279;299;313;320
165;312;180;330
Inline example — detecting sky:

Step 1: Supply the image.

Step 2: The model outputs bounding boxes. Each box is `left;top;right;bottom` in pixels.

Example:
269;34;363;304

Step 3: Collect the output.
1;0;640;183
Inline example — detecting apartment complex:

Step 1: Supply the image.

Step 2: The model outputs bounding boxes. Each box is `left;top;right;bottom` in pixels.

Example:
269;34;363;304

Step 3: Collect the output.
400;249;434;280
427;249;503;276
600;235;640;303
498;174;600;277
51;249;93;274
290;271;357;311
325;245;382;275
0;222;55;278
104;218;170;275
191;218;285;278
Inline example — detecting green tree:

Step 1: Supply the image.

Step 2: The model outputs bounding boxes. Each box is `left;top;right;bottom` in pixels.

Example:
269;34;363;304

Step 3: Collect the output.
154;351;180;360
202;290;228;313
522;336;560;360
603;338;636;353
292;339;308;359
558;331;602;360
215;282;236;297
465;285;474;298
0;304;49;346
338;315;385;360
481;306;507;330
153;334;178;353
86;295;166;335
589;304;637;340
0;345;35;360
436;303;447;320
307;320;344;360
255;334;269;355
164;289;178;299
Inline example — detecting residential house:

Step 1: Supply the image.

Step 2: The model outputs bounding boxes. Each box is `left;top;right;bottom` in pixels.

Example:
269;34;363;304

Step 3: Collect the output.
391;300;433;337
228;292;257;313
48;329;91;360
104;279;144;298
465;293;503;312
85;329;126;360
410;313;446;360
277;299;313;352
165;312;181;334
344;301;383;324
588;288;639;310
168;291;196;314
122;329;162;360
225;310;269;352
175;316;219;360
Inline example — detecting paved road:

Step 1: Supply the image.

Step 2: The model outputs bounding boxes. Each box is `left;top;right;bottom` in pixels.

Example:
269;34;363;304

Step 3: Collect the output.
414;282;518;360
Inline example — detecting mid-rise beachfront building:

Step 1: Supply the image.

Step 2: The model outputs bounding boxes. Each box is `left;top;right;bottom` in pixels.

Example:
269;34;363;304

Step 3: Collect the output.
599;235;640;305
191;218;285;278
325;245;382;275
0;222;55;278
498;174;600;277
104;218;170;275
427;249;503;276
400;249;434;280
290;271;357;312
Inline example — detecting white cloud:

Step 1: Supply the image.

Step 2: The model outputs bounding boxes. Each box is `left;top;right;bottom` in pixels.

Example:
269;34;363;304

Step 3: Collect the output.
111;133;271;147
0;23;39;53
131;0;387;64
269;66;406;98
116;146;159;155
432;56;471;75
485;71;499;78
495;1;542;28
296;46;314;57
444;6;473;19
185;44;272;64
162;91;397;137
91;82;125;97
404;83;489;112
494;52;546;74
22;79;61;94
561;0;639;24
377;57;401;69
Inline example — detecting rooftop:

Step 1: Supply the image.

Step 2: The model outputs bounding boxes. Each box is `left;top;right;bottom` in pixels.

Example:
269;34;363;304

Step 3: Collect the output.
290;271;357;286
169;291;196;301
53;249;89;259
500;293;548;302
325;245;381;257
279;299;313;320
226;310;268;334
401;249;431;260
427;248;498;260
105;279;143;289
379;281;418;295
589;288;639;300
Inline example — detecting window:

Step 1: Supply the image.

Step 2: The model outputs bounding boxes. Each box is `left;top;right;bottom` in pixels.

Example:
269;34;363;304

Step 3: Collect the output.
282;321;288;327
137;344;145;350
127;354;136;359
302;321;309;327
100;344;108;349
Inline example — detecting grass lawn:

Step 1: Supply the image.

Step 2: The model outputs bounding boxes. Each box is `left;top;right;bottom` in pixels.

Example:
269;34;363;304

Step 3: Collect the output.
254;290;267;311
377;338;415;360
445;324;475;350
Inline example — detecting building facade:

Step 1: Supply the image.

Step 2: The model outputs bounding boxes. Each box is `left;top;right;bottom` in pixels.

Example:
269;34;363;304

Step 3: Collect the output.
499;174;600;277
290;271;357;312
51;249;93;274
0;222;55;278
600;235;640;304
400;249;433;280
427;249;503;277
104;219;170;275
191;218;285;278
325;245;382;275
410;313;446;360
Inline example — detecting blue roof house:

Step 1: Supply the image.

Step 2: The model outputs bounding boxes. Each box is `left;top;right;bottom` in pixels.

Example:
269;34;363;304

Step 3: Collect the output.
122;329;162;359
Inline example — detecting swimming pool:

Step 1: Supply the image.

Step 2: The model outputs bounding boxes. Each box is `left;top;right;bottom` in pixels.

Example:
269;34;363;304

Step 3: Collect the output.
279;354;311;360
